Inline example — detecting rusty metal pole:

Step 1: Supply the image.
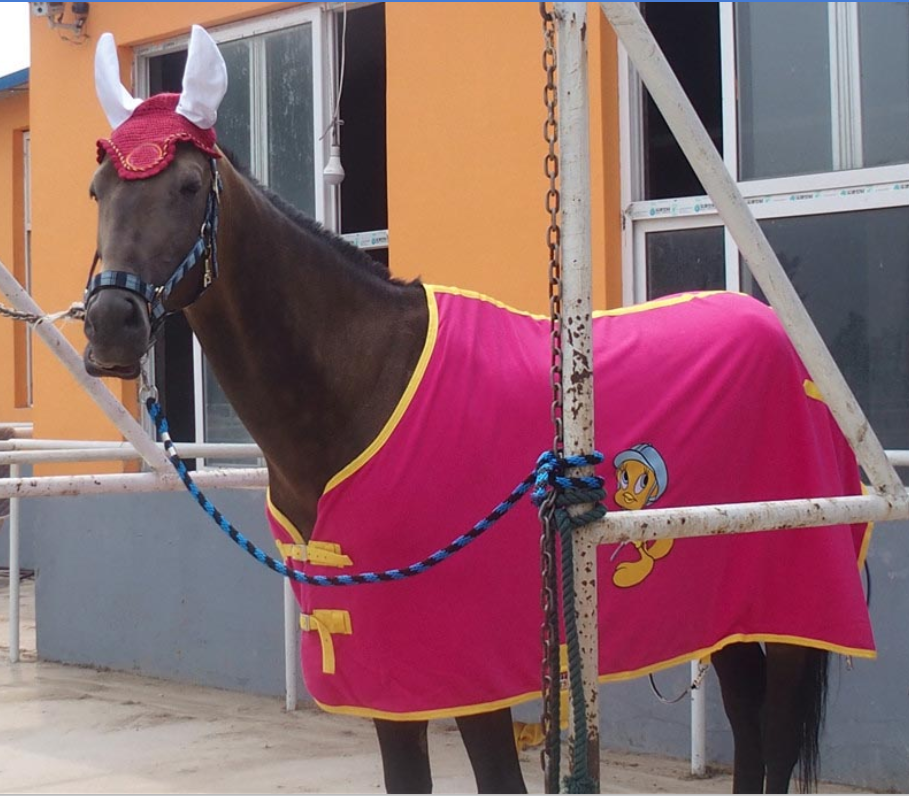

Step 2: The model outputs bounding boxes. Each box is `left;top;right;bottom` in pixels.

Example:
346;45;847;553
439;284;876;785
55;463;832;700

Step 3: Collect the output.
554;2;600;789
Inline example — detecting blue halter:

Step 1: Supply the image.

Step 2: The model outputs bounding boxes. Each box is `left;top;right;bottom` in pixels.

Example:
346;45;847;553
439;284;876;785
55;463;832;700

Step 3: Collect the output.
84;158;221;331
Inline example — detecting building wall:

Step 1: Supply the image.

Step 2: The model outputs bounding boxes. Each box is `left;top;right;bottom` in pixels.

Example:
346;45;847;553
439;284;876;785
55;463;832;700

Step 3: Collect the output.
0;88;31;424
21;1;622;467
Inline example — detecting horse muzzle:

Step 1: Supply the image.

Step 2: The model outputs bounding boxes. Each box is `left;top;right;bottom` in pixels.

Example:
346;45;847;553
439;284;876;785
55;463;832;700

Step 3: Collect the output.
83;289;151;380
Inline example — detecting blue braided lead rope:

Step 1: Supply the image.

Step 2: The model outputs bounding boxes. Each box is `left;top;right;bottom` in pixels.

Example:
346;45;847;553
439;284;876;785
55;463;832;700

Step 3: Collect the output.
146;398;604;588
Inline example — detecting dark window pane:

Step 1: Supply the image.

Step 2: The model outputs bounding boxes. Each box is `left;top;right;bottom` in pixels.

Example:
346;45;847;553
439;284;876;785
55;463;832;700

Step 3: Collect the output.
646;226;725;300
743;208;909;449
148;50;186;94
642;3;722;200
736;3;832;179
859;3;909;168
265;25;315;217
339;3;388;233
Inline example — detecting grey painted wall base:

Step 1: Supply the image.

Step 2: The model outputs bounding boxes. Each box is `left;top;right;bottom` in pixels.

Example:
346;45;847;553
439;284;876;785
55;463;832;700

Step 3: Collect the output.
16;491;909;791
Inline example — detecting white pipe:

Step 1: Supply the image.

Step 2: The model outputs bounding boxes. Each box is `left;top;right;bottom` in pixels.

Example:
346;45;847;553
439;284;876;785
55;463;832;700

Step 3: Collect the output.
598;3;904;500
0;261;171;472
0;445;262;465
555;2;600;788
0;467;268;499
283;579;297;712
0;439;262;455
8;463;20;664
690;660;707;776
591;492;909;546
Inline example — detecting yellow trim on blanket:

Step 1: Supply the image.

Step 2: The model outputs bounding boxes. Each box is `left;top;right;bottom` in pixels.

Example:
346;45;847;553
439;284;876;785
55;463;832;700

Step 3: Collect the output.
804;379;825;402
301;610;352;675
266;492;305;544
311;633;875;721
594;290;730;317
430;284;731;322
428;284;549;320
322;285;440;495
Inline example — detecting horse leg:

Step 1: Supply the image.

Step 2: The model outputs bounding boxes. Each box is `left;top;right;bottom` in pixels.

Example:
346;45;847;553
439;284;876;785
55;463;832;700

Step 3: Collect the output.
455;708;527;794
374;719;433;793
712;642;767;794
763;643;829;794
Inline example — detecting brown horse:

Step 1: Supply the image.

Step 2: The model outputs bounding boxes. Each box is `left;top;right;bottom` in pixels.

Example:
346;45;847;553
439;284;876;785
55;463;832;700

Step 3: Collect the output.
80;23;867;792
82;137;843;794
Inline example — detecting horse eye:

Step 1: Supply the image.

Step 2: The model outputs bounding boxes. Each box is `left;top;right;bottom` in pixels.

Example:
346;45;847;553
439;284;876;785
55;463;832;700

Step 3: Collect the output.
180;179;202;197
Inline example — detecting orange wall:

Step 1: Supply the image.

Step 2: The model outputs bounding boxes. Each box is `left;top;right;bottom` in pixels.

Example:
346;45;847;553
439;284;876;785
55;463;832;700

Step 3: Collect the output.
22;1;621;467
387;2;620;314
0;88;30;425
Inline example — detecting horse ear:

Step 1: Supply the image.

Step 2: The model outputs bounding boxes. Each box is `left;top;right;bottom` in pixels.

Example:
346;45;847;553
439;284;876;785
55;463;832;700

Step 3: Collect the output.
94;32;142;129
175;25;228;130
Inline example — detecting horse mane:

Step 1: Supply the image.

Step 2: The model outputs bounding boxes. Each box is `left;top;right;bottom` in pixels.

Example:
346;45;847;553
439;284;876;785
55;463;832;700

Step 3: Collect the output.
219;146;415;287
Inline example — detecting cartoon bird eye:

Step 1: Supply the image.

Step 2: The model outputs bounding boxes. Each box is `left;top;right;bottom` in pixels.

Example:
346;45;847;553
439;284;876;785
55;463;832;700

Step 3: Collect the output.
618;469;629;488
634;472;650;494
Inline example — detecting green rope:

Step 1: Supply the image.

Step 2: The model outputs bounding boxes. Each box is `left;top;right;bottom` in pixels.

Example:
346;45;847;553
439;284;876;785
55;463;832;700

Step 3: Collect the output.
553;480;606;793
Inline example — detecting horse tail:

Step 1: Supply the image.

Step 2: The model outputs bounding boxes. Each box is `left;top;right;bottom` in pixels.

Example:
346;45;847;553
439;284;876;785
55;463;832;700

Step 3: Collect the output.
796;648;829;793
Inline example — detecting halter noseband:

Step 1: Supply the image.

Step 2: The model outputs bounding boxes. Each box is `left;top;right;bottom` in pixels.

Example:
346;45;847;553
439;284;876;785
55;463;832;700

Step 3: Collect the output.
84;158;222;332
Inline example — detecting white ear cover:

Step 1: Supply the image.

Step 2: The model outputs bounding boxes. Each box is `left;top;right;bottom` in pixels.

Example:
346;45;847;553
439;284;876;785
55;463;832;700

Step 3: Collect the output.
175;25;229;130
95;32;142;129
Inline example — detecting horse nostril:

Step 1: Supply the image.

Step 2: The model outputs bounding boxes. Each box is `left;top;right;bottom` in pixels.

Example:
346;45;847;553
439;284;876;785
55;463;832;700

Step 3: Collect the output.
123;295;144;329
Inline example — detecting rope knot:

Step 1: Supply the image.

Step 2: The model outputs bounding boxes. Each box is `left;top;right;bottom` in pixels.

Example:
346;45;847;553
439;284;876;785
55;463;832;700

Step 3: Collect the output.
531;450;607;527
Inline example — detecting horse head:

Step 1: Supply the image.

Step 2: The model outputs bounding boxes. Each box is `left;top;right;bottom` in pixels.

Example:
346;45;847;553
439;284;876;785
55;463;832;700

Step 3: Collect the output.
83;26;227;380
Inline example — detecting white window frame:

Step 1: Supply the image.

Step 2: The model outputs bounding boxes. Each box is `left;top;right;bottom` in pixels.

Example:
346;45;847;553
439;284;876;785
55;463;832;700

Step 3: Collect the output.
136;7;333;465
621;1;909;304
620;0;909;457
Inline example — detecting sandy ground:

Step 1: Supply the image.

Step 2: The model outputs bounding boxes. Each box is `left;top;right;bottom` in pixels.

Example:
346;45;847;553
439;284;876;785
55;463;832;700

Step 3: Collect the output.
0;577;865;794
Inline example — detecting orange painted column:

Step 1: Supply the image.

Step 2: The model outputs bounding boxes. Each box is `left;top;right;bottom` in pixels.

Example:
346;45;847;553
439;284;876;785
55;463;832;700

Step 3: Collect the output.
386;2;621;313
0;89;31;425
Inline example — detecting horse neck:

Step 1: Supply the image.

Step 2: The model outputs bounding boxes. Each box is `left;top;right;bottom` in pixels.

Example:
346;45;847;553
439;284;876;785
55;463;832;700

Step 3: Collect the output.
185;160;428;536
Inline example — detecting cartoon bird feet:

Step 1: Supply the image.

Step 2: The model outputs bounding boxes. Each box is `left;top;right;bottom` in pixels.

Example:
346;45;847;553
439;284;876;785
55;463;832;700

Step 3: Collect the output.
612;551;655;588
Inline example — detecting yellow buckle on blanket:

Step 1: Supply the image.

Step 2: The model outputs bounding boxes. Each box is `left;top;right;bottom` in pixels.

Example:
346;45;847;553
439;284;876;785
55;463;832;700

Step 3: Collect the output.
274;540;352;568
301;610;352;674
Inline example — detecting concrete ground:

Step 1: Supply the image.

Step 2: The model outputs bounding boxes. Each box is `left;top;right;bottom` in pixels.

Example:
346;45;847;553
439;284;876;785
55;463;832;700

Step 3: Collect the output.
0;577;864;794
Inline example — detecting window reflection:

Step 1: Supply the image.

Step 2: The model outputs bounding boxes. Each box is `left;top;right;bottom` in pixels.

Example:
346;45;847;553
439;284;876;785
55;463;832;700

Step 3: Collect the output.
743;207;909;449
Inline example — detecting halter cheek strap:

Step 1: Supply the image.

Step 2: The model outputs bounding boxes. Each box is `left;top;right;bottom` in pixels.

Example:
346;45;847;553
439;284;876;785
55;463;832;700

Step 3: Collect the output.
84;158;221;330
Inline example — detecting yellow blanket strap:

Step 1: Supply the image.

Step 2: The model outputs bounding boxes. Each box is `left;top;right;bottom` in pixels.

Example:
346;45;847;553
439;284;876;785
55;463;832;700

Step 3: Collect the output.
274;540;353;568
301;610;352;674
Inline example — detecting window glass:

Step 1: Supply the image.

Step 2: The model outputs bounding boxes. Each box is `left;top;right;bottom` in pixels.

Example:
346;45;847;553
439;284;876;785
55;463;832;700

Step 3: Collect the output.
265;25;315;217
743;207;909;449
736;3;833;180
646;226;725;300
858;3;909;169
217;40;252;170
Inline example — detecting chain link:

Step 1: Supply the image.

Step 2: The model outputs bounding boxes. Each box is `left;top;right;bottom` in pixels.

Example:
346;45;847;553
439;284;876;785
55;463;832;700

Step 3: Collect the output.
0;302;85;326
539;4;563;793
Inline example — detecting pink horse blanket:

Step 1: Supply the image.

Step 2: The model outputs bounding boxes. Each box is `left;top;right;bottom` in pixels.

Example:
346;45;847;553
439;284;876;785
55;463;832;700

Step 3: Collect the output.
266;286;874;721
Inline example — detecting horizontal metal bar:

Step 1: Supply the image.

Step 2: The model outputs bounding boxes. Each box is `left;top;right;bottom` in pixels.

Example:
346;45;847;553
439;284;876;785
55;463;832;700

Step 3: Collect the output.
0;468;268;499
0;444;263;465
591;492;909;547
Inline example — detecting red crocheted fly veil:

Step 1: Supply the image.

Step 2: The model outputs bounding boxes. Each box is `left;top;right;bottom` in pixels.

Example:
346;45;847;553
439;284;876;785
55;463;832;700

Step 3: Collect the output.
96;94;220;180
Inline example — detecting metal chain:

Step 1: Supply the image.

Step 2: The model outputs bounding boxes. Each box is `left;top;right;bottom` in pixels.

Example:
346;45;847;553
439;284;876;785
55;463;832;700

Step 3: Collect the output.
648;659;711;705
539;4;563;793
0;301;85;326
